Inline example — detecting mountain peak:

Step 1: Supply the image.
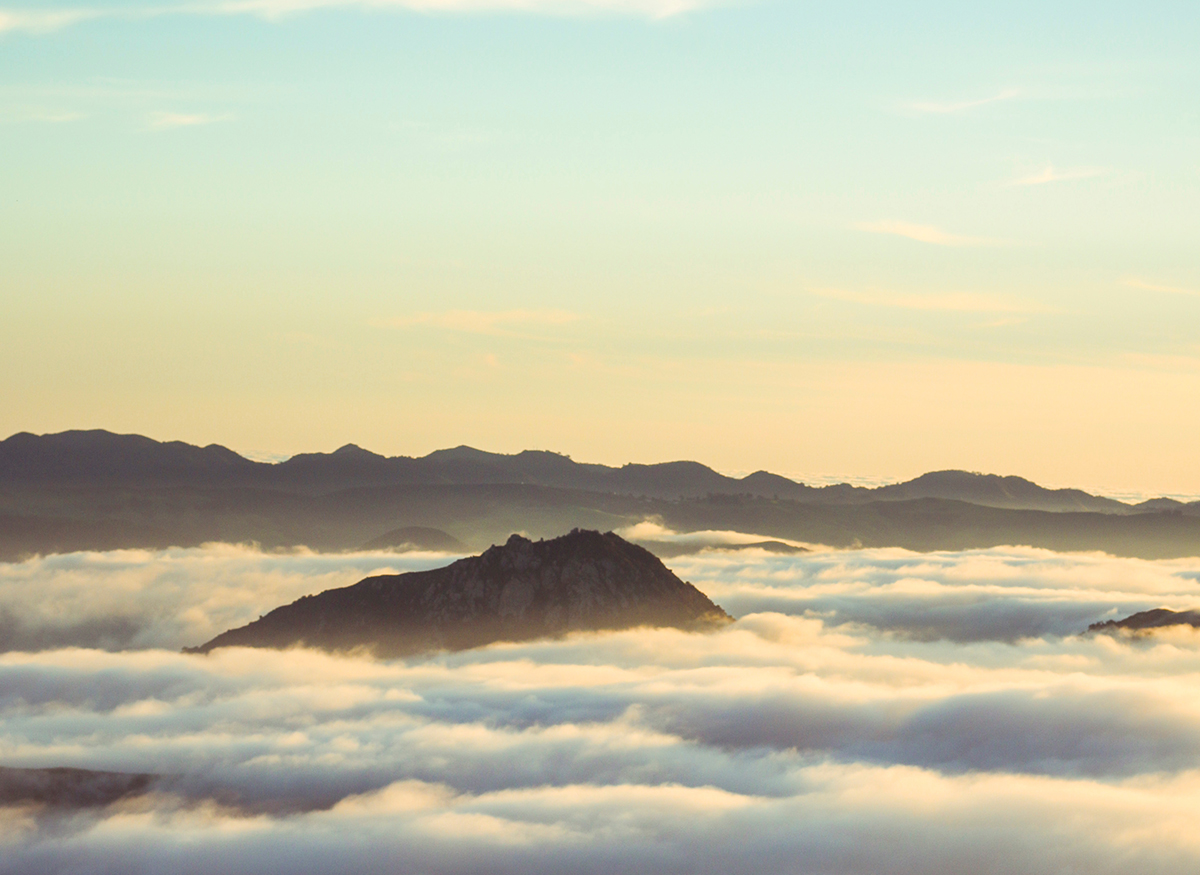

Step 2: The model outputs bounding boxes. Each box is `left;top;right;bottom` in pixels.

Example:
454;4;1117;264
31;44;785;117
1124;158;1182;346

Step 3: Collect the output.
331;443;378;457
190;529;731;657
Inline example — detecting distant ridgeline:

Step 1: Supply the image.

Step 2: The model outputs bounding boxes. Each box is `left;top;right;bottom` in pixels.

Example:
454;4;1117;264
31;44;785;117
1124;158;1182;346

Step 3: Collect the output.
1;430;1199;560
1;429;1181;509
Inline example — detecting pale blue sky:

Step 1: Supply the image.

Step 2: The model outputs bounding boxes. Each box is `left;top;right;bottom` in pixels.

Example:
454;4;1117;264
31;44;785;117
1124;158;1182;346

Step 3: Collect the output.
3;1;1198;490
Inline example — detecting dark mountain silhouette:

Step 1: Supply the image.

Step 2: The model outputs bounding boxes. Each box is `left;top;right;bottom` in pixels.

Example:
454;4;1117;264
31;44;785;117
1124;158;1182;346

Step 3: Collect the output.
3;430;1200;561
1088;608;1200;635
190;530;732;657
4;430;1187;511
1134;498;1188;512
0;430;255;485
635;538;809;559
359;526;466;553
868;470;1127;513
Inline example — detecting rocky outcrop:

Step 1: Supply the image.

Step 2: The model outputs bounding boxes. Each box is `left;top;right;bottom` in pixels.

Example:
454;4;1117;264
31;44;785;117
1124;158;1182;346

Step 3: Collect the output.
190;529;731;657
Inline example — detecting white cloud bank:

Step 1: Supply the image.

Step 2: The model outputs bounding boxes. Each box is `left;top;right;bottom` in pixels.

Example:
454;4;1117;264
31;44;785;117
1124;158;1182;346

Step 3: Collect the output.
2;541;1198;650
673;545;1200;642
0;545;453;651
4;544;1200;872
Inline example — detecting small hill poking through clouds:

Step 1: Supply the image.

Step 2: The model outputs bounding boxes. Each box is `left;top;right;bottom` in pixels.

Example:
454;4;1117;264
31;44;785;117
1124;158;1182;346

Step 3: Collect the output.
359;526;466;553
1088;608;1200;635
190;529;731;657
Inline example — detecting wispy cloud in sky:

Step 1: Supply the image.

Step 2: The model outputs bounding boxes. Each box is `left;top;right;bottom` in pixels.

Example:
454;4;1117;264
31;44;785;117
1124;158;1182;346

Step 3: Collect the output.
0;7;97;32
0;0;704;34
1124;278;1200;298
906;88;1019;114
31;109;86;122
856;220;1001;247
383;309;582;335
1009;165;1110;187
217;0;706;15
0;106;86;123
148;111;227;129
811;287;1050;314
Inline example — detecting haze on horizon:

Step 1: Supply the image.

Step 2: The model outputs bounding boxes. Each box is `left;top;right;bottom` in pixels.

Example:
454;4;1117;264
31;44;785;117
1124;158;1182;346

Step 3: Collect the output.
3;0;1198;493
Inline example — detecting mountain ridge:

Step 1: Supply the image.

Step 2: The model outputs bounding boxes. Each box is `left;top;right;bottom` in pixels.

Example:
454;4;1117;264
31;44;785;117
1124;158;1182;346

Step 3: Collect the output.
5;430;1199;563
1;429;1183;513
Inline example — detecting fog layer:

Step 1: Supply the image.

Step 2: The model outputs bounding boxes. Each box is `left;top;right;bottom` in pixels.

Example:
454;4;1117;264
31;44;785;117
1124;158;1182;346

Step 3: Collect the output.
3;543;1200;872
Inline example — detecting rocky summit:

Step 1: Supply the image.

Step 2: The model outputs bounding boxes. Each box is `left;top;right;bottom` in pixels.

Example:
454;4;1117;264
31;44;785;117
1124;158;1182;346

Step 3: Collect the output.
190;529;731;657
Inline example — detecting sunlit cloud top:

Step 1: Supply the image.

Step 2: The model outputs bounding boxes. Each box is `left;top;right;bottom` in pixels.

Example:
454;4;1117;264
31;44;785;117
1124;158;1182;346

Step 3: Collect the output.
6;545;1200;871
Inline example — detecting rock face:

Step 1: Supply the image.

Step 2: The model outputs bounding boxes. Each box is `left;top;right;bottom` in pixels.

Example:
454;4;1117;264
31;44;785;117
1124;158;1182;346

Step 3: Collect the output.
1088;608;1200;635
191;529;731;657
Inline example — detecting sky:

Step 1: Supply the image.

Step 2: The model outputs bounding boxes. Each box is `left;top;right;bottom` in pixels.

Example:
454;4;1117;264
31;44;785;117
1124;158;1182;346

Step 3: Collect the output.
7;543;1200;872
2;0;1198;492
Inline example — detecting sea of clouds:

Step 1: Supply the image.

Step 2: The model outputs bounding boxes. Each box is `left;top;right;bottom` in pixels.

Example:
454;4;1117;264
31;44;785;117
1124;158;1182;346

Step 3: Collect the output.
3;539;1200;873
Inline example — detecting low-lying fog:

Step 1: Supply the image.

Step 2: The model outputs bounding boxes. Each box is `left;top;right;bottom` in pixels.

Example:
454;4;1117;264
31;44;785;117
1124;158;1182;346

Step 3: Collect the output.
3;536;1200;873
